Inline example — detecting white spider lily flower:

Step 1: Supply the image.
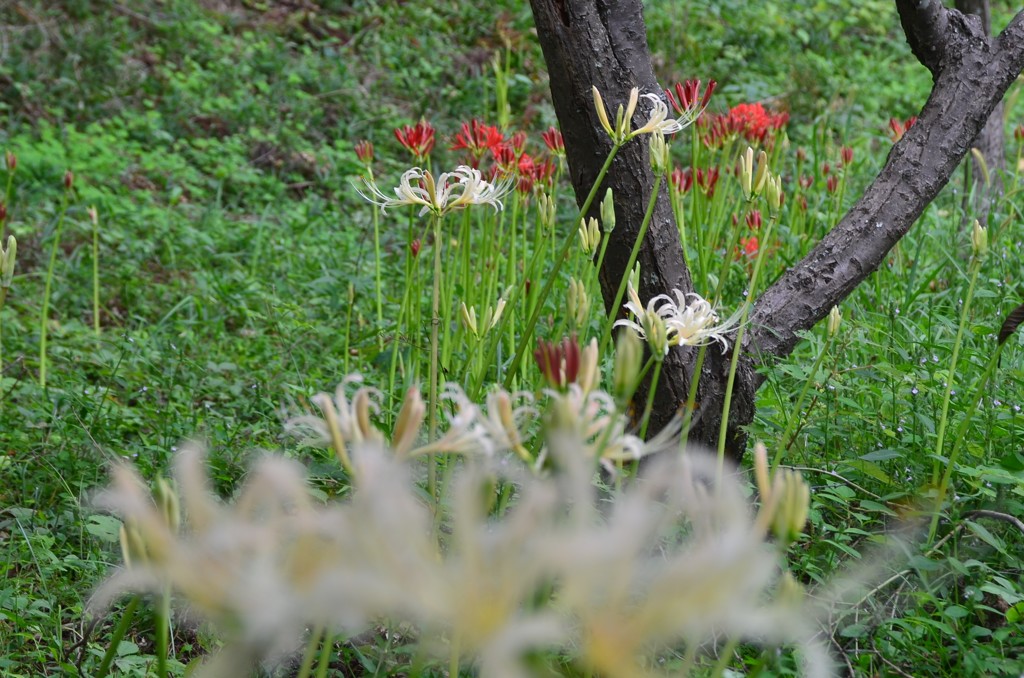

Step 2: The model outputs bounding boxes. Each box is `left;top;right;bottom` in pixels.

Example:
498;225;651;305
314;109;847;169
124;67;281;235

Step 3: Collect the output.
479;388;537;462
628;93;684;138
615;284;740;354
357;166;512;217
409;383;495;457
661;289;743;352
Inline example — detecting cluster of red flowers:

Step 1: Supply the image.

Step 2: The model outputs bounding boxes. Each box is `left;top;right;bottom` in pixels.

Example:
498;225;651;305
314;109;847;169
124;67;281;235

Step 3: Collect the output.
670;166;720;197
365;118;565;196
700;102;789;149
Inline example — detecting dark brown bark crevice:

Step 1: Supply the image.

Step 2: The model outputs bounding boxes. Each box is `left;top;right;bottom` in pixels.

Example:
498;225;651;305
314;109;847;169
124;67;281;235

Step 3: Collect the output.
529;0;1024;461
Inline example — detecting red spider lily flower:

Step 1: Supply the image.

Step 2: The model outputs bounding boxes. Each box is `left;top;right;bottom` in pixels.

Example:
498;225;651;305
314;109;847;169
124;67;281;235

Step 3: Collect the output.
821;162;831;176
492;143;517;172
826;175;839;194
737;235;759;260
698;101;788;149
888;116;918;142
671;166;693;194
410;239;421;258
542;126;565;155
840;146;854;166
695;166;720;197
746;210;762;230
1014;124;1024;142
534;335;581;389
799;175;813;189
451;119;505;166
529;158;557;191
395;120;436;159
509;131;528;155
354;140;374;165
665;79;717;119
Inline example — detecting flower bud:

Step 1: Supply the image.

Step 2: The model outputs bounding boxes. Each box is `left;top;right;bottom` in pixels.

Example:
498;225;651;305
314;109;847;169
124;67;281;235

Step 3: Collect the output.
592;86;615;140
971;219;988;258
154;477;181;534
87;206;99;227
119;521;148;568
391;386;426;458
599;188;616;232
648;131;671;175
567;277;590;330
5;151;15;172
0;235;16;288
764;173;783;219
578;217;600;255
460;301;479;337
740;147;754;200
827;306;842;337
577;337;599;395
771;469;810;547
354;140;374;165
0;202;6;223
753;150;768;197
63;170;74;191
410;239;421;258
613;328;643;405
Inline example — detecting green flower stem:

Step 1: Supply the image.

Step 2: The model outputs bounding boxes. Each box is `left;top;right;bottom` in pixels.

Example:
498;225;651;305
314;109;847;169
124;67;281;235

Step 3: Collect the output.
638;357;663;440
929;256;981;491
927;257;985;543
716;213;777;476
0;287;7;377
598;174;664;360
499;142;623;391
680;343;708;448
928;346;1003;543
39;191;71;388
155;585;170;678
297;624;325;678
428;213;443;504
372;199;384;351
93;595;141;678
315;629;336;678
773;331;834;470
710;636;740;678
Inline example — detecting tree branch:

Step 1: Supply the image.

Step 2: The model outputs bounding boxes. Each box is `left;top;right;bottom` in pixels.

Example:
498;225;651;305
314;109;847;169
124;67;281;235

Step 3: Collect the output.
747;5;1024;383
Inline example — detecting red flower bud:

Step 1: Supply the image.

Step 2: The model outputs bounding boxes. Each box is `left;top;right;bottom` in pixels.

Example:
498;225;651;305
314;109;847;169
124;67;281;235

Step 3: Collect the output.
840;146;854;166
826;175;839;194
354;140;374;164
64;170;74;191
541;126;565;155
5;151;15;172
410;239;421;257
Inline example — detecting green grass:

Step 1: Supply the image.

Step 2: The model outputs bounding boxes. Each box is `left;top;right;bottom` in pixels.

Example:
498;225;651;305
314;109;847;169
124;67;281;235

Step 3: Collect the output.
1;1;1023;675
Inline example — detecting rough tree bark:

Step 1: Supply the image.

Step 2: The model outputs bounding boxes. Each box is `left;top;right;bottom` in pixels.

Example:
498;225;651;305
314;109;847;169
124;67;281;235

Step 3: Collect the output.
955;0;1006;216
529;0;1024;460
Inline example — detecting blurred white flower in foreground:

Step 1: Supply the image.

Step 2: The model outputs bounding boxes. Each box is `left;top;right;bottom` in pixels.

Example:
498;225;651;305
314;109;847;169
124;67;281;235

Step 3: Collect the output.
90;431;837;677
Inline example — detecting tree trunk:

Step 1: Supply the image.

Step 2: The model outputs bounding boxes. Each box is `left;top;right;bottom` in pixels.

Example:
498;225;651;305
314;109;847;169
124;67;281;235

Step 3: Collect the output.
529;0;1024;460
956;0;1006;220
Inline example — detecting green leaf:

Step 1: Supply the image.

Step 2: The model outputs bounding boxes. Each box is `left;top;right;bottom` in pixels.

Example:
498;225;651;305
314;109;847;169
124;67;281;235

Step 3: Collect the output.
966;520;1006;555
